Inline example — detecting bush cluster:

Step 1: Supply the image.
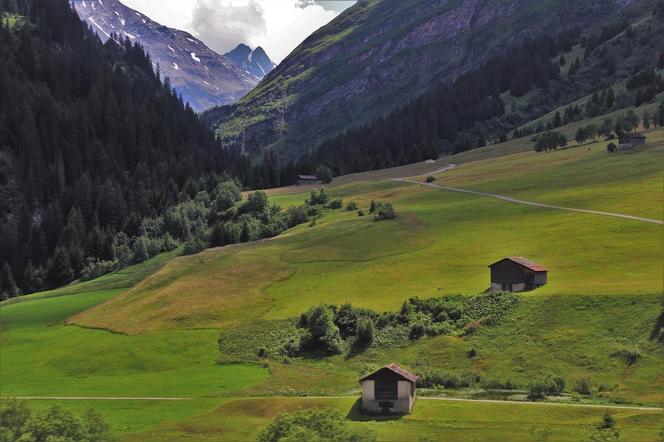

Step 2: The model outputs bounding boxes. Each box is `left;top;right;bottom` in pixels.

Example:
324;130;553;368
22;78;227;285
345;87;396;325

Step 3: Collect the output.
285;292;519;356
527;376;566;401
259;408;375;442
0;400;114;442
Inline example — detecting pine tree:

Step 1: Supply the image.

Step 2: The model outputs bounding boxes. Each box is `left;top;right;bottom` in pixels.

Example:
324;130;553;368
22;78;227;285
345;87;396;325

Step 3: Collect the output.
0;262;21;299
553;111;562;128
48;247;74;289
642;111;651;129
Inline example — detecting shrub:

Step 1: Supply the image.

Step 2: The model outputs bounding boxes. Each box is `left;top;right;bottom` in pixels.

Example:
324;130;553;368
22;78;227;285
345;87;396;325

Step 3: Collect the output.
281;338;301;357
463;321;480;336
301;305;344;354
426;176;436;183
574;378;592;395
527;383;546;401
358;210;365;217
287;205;309;227
346;201;358;211
80;258;119;281
356;317;375;344
409;322;427;340
183;238;206;255
315;165;334;184
243;191;269;214
257;347;268;358
607;142;617;153
0;400;114;442
614;343;641;365
259;408;375;442
467;348;477;358
326;199;343;209
308;188;330;206
374;202;396;221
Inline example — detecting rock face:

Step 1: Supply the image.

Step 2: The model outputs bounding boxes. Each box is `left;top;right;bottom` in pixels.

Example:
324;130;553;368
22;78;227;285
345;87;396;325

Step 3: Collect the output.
204;0;636;160
72;0;263;112
224;44;276;79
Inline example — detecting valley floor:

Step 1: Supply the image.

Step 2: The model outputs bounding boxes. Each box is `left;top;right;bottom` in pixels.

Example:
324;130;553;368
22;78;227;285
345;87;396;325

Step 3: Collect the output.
1;127;662;441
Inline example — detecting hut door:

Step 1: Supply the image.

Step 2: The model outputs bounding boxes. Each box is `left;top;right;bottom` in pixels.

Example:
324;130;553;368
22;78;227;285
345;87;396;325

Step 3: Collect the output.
375;380;398;400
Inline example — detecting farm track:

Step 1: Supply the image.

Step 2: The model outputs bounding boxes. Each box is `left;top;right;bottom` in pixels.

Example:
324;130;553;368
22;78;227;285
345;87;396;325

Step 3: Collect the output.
4;396;662;412
396;165;664;225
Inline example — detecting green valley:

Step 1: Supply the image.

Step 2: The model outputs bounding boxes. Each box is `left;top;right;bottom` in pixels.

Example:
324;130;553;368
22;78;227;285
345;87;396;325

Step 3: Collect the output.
2;124;662;441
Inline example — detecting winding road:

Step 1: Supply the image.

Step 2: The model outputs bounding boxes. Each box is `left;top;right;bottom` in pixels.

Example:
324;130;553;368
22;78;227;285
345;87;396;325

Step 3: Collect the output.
395;164;663;225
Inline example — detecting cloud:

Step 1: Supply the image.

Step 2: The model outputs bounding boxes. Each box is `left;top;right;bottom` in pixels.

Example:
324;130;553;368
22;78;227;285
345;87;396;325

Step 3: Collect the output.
296;0;355;13
190;0;267;54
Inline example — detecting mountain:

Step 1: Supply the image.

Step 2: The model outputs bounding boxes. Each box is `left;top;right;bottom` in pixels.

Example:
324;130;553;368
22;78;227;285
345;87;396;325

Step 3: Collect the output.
203;0;641;160
72;0;261;112
224;43;276;79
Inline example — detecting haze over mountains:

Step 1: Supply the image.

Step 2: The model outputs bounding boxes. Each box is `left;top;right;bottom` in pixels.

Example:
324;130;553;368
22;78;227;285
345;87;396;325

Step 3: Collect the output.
72;0;275;112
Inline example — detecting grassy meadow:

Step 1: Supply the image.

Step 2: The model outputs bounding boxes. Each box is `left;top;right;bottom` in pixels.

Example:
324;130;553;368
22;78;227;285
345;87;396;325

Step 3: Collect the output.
1;125;662;440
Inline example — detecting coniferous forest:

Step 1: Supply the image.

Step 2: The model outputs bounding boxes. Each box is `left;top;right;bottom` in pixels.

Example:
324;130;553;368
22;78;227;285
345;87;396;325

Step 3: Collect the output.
0;0;298;297
1;0;663;297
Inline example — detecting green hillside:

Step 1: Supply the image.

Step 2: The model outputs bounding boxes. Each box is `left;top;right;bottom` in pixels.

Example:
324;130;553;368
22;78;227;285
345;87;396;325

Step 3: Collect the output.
204;0;660;164
2;120;662;440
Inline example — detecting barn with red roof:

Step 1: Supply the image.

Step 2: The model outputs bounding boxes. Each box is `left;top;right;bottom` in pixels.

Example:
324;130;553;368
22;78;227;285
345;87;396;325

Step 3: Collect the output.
489;257;548;292
359;364;418;414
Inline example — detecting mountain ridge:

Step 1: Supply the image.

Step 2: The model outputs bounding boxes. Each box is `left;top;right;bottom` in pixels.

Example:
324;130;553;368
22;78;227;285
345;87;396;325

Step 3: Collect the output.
224;43;276;79
204;0;640;160
72;0;274;112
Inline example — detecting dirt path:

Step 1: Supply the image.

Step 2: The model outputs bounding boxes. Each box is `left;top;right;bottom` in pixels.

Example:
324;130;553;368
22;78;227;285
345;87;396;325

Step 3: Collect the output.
418;396;664;411
5;395;661;412
3;396;191;401
395;165;663;225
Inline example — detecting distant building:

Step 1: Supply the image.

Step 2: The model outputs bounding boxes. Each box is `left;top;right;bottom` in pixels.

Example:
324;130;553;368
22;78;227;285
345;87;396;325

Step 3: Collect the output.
296;175;321;186
359;364;418;415
489;257;548;292
618;133;646;150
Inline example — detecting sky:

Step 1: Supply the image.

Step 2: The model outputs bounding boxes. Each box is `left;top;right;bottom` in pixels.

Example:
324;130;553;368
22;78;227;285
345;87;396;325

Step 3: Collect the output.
121;0;356;63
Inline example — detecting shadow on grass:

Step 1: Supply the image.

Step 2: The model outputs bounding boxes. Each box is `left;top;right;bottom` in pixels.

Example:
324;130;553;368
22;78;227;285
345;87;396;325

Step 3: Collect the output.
345;399;405;422
344;339;370;360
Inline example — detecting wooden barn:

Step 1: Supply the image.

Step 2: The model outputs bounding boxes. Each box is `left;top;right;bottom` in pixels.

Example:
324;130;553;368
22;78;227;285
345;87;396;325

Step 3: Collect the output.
489;257;548;292
359;364;418;415
296;175;321;186
618;133;646;150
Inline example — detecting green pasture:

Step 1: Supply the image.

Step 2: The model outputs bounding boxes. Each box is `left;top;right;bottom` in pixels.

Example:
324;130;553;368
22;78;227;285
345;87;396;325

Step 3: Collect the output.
431;128;664;220
1;118;662;439
121;397;663;442
0;261;269;400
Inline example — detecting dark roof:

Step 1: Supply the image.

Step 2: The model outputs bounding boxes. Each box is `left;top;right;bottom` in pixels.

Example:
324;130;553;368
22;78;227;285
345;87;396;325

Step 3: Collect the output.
297;175;319;180
359;364;418;383
489;257;547;272
624;133;646;139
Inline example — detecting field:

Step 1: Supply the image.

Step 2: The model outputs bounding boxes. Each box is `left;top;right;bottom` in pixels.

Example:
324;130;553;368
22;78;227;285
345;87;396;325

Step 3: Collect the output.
1;127;662;440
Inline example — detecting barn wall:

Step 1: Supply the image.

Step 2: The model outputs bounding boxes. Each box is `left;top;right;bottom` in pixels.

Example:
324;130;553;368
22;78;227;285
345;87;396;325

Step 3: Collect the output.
361;380;415;414
490;261;528;283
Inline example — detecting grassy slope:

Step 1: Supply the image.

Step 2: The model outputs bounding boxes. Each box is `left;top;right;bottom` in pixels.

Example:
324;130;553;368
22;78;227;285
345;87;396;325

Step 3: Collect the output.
1;123;662;440
429;123;664;220
122;397;662;442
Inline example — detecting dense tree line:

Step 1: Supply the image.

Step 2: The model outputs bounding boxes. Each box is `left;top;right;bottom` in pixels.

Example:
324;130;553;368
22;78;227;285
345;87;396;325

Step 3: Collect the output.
0;0;308;297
